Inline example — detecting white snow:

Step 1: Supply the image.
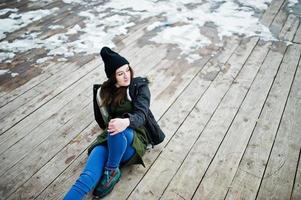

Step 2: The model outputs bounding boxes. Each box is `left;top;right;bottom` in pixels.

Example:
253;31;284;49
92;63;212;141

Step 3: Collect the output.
237;0;270;10
287;0;299;12
0;8;18;16
288;0;299;7
66;24;81;35
0;52;15;63
150;24;211;54
0;0;291;64
49;25;65;30
11;72;19;77
57;58;68;62
0;69;10;76
0;7;58;40
36;56;53;64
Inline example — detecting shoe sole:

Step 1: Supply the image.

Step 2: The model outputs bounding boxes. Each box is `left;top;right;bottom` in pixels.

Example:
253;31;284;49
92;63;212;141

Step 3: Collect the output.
93;172;122;198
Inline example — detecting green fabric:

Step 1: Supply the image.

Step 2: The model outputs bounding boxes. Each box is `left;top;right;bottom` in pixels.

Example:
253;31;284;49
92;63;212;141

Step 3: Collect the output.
87;98;148;167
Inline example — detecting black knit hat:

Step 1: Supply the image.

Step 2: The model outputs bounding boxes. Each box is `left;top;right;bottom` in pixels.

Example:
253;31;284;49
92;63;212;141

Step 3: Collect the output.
100;47;129;78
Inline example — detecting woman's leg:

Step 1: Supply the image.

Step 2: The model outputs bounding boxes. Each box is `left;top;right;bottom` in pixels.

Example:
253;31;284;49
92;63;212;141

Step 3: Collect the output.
106;128;135;169
64;145;108;200
93;128;136;197
120;128;135;163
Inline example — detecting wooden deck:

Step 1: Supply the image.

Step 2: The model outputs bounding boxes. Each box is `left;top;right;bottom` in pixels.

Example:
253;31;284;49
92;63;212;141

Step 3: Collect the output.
0;0;301;199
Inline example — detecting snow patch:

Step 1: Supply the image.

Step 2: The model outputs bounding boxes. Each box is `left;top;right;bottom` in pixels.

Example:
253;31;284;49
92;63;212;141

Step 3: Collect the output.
11;72;19;77
288;0;299;7
0;0;279;63
237;0;270;10
150;25;211;53
66;24;81;35
36;56;53;64
57;58;68;62
0;52;15;63
0;69;10;76
0;8;18;16
49;25;65;30
0;7;58;40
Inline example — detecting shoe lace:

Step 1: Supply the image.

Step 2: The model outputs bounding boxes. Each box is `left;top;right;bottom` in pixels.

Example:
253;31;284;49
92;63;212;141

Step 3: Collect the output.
104;170;111;183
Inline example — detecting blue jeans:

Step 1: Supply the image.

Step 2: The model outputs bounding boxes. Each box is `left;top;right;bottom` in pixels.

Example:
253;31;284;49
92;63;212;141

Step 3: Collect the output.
64;128;135;200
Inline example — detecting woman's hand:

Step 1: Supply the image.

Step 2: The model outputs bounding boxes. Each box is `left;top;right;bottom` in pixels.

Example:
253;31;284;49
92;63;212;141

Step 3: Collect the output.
108;118;130;135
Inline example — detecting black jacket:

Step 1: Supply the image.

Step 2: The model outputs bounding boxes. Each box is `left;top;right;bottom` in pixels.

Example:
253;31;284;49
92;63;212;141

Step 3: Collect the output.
93;77;159;132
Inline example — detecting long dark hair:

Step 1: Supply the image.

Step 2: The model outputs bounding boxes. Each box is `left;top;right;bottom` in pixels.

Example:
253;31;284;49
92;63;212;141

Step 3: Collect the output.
100;66;134;107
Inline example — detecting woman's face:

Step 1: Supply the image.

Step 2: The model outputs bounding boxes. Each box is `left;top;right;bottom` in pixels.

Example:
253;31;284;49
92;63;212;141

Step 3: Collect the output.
115;64;131;87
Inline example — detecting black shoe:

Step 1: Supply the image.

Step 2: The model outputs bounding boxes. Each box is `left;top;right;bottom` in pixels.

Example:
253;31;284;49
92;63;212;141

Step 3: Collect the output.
93;168;121;198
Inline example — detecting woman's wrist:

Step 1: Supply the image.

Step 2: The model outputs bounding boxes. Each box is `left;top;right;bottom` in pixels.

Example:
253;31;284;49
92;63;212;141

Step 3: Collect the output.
124;118;130;127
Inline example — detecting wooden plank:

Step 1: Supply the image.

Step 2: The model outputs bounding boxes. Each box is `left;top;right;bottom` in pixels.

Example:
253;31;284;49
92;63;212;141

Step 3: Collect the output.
36;146;89;200
3;1;77;43
0;1;26;10
293;22;301;43
24;54;206;200
34;36;241;200
0;58;91;123
103;37;242;200
125;37;259;200
256;44;301;200
3;99;95;200
0;62;56;106
191;42;291;200
0;40;168;188
279;14;300;41
260;0;286;27
0;58;97;149
0;70;97;175
0;18;157;150
0;1;111;94
1;0;68;45
0;63;99;176
0;16;154;104
291;150;301;200
0;5;92;94
2;42;170;199
159;40;273;200
269;4;288;37
225;44;301;200
0;42;168;177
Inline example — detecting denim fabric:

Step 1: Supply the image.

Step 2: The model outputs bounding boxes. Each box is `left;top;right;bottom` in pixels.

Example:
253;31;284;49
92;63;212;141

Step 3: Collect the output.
64;128;135;200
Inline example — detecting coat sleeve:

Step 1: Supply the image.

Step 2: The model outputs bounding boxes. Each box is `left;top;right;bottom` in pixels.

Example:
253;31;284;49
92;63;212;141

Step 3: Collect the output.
93;84;106;130
124;83;151;129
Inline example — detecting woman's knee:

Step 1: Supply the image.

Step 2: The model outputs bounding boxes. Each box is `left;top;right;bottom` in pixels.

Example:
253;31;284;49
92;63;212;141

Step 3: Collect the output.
108;128;133;142
122;128;134;143
90;145;108;158
85;145;108;173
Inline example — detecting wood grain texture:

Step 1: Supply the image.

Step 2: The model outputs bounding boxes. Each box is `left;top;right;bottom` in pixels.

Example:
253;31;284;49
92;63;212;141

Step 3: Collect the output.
191;41;288;200
160;39;272;200
279;14;300;42
293;22;301;43
225;44;301;200
127;37;259;200
1;1;300;199
260;0;286;27
256;44;301;200
291;150;301;200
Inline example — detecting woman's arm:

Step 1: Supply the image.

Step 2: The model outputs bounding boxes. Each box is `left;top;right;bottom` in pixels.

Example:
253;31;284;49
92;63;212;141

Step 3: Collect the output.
107;79;151;134
124;83;151;129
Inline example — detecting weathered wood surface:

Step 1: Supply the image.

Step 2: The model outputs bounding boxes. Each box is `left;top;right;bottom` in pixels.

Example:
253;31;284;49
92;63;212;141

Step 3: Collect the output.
1;0;301;200
225;43;300;200
255;45;301;199
293;23;301;43
292;150;301;200
160;39;273;200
